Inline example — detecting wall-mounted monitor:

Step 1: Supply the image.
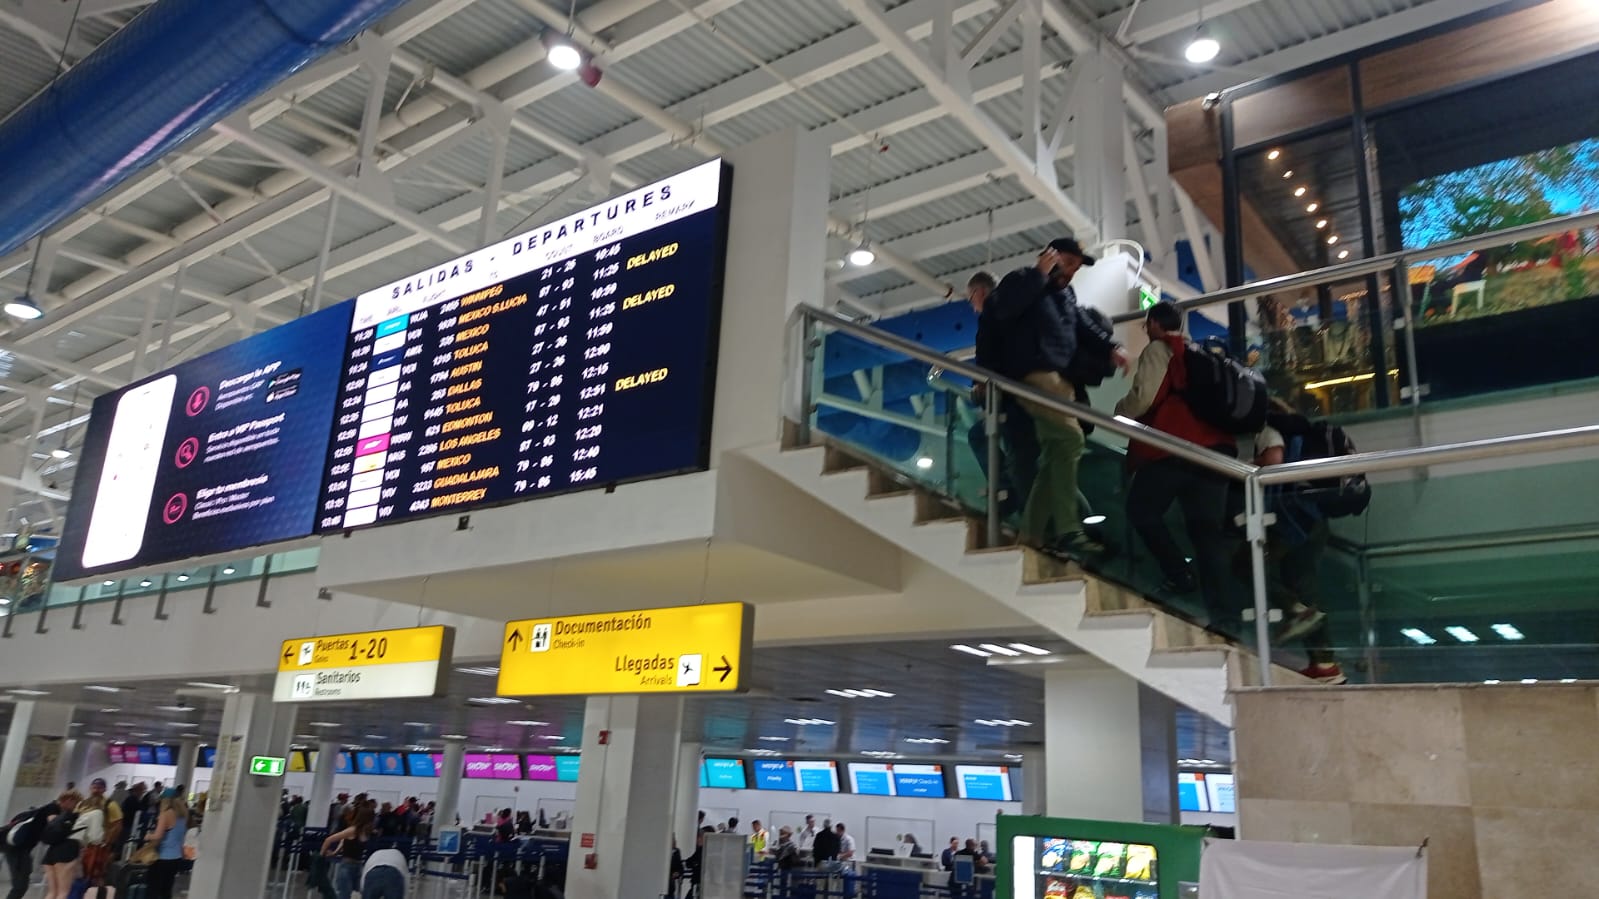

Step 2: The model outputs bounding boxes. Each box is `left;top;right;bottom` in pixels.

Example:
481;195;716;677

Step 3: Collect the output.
1204;773;1236;814
1177;773;1209;812
406;753;437;777
490;754;522;780
355;752;381;775
333;752;354;775
702;757;746;789
315;159;732;533
554;755;581;783
954;765;1012;801
135;746;156;765
892;764;946;798
463;754;495;779
199;747;216;768
288;751;309;773
524;755;559;782
847;762;895;796
152;745;174;766
378;752;406;776
55;302;356;580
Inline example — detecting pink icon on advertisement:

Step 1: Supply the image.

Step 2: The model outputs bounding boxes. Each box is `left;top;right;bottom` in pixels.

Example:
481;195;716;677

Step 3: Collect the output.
186;386;210;416
174;437;200;469
162;493;189;524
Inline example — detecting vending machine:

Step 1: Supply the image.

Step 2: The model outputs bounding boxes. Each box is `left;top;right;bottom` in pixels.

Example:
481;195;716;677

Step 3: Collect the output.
996;815;1204;899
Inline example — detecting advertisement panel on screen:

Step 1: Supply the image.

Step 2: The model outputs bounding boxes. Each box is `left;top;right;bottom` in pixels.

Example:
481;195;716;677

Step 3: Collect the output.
463;754;495;779
152;745;173;766
334;752;354;774
702;758;745;789
378;752;406;776
555;755;581;782
892;764;946;798
355;752;381;775
288;751;309;773
136;746;155;765
56;302;356;580
524;755;559;781
406;753;437;777
316;159;732;533
847;762;894;796
955;765;1013;801
490;754;522;780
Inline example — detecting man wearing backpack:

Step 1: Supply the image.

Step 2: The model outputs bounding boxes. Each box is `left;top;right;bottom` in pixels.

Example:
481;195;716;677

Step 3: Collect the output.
988;238;1128;559
1115;301;1239;620
2;793;73;899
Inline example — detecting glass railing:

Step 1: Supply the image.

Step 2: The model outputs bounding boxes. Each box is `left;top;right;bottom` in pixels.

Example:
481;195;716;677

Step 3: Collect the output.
794;304;1599;686
1116;209;1599;419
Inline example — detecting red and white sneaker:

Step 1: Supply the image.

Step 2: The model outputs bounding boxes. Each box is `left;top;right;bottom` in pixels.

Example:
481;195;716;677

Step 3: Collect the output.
1300;663;1347;685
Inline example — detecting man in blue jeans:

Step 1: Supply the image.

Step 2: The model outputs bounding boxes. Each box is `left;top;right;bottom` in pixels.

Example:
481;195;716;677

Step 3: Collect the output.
361;847;409;899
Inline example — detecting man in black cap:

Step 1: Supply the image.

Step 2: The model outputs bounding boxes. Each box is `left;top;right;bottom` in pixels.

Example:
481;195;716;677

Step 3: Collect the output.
986;237;1126;558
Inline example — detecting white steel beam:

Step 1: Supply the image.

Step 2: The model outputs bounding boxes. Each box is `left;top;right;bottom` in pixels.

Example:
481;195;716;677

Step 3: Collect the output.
839;0;1098;241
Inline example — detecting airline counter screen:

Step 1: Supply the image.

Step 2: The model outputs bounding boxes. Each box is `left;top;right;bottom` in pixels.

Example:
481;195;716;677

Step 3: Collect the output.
317;159;731;532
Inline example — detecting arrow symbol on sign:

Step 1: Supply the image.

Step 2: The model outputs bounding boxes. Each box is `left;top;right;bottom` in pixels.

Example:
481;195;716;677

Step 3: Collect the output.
282;646;294;664
507;630;523;651
713;656;732;683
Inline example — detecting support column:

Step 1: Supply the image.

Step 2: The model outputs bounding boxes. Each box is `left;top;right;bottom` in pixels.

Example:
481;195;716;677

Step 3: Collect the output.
174;739;200;798
188;693;297;899
307;740;340;830
673;741;702;850
567;696;684;899
1018;748;1046;816
1138;685;1179;824
0;700;75;815
432;737;465;835
64;737;100;791
1065;49;1128;242
1042;667;1142;821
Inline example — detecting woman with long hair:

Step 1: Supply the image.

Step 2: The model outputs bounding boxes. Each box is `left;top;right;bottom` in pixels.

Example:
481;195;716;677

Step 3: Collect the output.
321;802;375;899
143;790;189;899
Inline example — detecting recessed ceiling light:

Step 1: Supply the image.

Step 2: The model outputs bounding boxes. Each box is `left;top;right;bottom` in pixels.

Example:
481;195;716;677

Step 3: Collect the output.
175;574;190;582
1490;623;1524;641
68;722;82;728
1315;219;1328;229
978;644;1021;656
85;732;104;737
1292;186;1307;197
102;580;114;586
1337;250;1350;260
8;689;48;697
915;456;934;470
84;685;123;693
1326;235;1339;245
403;721;433;727
469;697;520;705
295;734;318;740
1520;678;1538;684
308;721;341;728
1281;170;1293;179
758;736;789;742
1561;678;1578;683
1305;202;1318;213
1399;628;1436;646
538;735;565;741
155;704;196;713
508;720;551;727
129;731;152;738
442;734;469;740
99;708;121;714
366;734;386;740
905;737;950;745
185;682;236;691
950;644;991;658
172;722;198;728
1008;643;1051;656
221;566;236;575
748;748;782;756
455;667;500;676
1483;679;1501;685
784;718;834;726
1082;514;1107;525
138;580;152;588
1445;626;1479;643
1266;149;1281;160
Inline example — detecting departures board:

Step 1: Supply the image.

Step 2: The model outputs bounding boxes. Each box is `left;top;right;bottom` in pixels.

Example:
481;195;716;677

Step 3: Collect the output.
315;158;731;532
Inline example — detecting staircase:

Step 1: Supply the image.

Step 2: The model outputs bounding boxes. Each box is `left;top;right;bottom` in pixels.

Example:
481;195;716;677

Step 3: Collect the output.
747;430;1310;724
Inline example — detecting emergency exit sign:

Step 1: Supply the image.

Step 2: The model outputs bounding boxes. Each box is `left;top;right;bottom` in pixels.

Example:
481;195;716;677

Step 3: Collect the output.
250;756;285;777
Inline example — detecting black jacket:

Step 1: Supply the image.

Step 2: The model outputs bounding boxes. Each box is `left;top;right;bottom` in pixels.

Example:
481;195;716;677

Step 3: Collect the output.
811;828;840;863
986;268;1115;381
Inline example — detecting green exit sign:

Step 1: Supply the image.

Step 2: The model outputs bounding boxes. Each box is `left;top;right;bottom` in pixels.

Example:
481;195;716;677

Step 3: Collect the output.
1138;286;1160;310
250;756;285;777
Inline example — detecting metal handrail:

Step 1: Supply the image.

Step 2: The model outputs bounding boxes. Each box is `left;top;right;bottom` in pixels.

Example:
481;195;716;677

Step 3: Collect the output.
1109;208;1599;324
1255;424;1599;485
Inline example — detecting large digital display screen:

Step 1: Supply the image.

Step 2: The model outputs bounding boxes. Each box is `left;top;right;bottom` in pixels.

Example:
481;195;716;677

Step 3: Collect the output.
847;762;894;796
893;764;946;798
524;755;559;781
200;747;216;768
355;751;381;775
1177;773;1209;812
406;753;437;777
136;746;155;765
333;752;354;774
55;302;355;580
315;159;730;532
1205;773;1236;813
490;754;522;780
750;760;840;793
378;752;406;776
702;757;746;789
955;765;1012;801
555;755;581;782
463;754;495;779
153;745;174;766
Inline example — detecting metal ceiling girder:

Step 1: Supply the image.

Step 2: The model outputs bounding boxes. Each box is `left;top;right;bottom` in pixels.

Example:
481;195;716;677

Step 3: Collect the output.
840;0;1099;243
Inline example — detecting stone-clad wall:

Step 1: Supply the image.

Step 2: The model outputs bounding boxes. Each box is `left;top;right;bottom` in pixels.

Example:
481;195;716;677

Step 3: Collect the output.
1232;684;1599;897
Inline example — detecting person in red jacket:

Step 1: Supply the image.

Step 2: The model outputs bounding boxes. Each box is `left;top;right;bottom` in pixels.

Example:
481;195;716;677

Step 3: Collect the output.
1114;302;1238;622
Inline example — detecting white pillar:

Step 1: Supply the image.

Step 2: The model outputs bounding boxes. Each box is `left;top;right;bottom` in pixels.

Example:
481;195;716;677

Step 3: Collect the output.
307;740;339;830
64;737;100;791
174;739;201;798
1019;748;1046;816
1042;666;1142;821
567;696;684;899
0;700;75;815
1065;48;1128;242
188;693;297;899
432;737;465;835
673;741;702;850
713;126;830;453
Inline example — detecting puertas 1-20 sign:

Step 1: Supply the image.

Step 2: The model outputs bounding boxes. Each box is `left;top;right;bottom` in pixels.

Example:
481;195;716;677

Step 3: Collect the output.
497;602;752;697
274;625;454;703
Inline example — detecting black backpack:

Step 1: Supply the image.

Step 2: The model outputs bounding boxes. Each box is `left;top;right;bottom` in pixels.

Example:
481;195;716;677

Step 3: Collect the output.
1065;306;1118;387
2;808;42;850
38;812;74;847
1180;339;1268;434
1267;410;1372;518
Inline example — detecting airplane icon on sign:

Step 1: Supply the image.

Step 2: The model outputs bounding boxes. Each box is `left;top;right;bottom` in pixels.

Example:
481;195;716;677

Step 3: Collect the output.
677;653;701;687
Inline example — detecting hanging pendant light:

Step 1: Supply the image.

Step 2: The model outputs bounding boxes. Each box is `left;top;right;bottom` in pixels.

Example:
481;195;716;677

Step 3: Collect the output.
1185;1;1220;63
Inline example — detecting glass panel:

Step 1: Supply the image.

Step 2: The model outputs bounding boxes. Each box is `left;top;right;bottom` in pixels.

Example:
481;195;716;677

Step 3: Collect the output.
1237;129;1369;284
862;816;934;859
1254;276;1401;416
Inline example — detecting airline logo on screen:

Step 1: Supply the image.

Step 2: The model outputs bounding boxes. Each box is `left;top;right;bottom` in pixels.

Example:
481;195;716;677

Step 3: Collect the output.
350;158;725;329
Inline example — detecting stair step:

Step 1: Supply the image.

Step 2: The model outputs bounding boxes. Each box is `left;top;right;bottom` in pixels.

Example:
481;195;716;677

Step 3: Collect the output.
865;468;914;498
779;419;814;451
1022;549;1083;585
821;445;869;474
913;490;967;525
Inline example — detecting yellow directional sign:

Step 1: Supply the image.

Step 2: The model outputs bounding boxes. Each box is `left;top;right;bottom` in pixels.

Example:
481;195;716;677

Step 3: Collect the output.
274;625;453;703
497;603;752;697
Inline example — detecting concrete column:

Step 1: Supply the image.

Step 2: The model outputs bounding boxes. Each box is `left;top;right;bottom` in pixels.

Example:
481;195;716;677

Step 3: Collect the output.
1042;666;1142;821
0;700;75;815
307;740;339;830
188;693;297;899
432;737;465;835
713;125;829;453
673;741;702;850
567;696;684;899
174;739;201;798
1138;685;1179;824
1019;748;1046;816
64;737;101;790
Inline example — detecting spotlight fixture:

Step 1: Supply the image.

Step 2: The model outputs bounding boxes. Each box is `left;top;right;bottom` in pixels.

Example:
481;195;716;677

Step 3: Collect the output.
847;241;875;267
1337;250;1350;260
1293;186;1307;198
50;447;71;460
1281;170;1293;180
1184;25;1220;63
1266;149;1281;161
541;29;583;71
915;456;934;470
1315;219;1328;229
1326;235;1339;245
3;296;42;321
1305;202;1318;213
